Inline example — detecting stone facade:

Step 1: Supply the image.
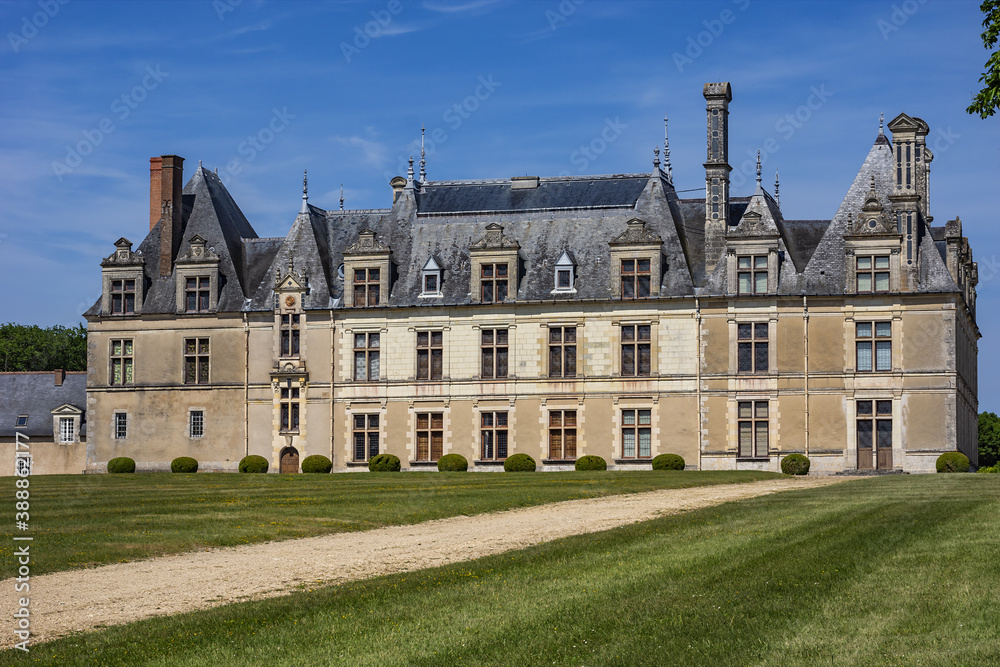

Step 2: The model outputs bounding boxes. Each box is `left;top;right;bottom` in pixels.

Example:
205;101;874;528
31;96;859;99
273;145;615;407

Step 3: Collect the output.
82;83;980;474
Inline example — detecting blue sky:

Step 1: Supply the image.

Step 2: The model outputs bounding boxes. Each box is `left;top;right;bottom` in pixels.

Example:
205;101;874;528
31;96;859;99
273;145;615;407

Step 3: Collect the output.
1;0;997;410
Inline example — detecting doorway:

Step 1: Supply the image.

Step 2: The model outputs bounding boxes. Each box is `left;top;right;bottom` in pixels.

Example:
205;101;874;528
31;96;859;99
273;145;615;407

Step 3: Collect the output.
280;447;299;474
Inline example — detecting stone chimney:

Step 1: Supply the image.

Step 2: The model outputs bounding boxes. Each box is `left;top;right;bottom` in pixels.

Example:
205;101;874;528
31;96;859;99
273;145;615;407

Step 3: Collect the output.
703;82;732;275
154;155;184;277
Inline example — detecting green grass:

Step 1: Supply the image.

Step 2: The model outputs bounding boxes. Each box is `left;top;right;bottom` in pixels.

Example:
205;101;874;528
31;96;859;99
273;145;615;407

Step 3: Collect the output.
12;475;999;666
0;470;781;576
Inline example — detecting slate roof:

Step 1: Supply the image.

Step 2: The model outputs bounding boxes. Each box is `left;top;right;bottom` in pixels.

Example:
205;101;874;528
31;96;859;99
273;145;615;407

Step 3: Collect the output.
0;372;86;438
89;128;969;318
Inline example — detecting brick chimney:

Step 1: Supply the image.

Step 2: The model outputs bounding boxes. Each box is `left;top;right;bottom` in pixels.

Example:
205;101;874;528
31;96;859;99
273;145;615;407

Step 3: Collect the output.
154;155;184;277
54;369;65;386
149;157;163;230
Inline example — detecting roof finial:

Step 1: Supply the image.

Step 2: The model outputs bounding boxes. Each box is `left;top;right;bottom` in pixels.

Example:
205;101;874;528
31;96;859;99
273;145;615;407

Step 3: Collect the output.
288;253;294;275
339;183;344;211
300;169;309;214
419;125;427;182
774;169;780;206
199;160;203;169
755;150;762;194
653;145;660;170
663;115;672;180
879;112;884;135
407;155;414;181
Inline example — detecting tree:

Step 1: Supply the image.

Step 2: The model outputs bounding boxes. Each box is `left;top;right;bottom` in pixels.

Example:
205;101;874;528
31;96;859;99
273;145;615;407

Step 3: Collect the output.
968;0;1000;118
0;323;87;372
980;412;1000;468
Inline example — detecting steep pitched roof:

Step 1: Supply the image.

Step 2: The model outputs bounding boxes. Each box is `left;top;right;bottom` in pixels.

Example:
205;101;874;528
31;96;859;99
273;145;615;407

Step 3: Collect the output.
0;372;86;438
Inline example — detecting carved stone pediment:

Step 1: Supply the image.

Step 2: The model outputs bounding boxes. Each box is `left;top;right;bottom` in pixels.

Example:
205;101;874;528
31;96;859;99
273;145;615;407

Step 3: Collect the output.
471;223;520;251
345;229;390;255
101;238;144;266
609;218;662;246
727;210;779;239
847;177;897;237
176;235;220;264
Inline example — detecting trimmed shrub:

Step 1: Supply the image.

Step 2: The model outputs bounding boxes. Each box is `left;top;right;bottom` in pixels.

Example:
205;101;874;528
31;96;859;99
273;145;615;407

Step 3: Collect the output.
107;457;135;474
977;464;998;473
369;454;401;472
652;453;685;471
301;455;333;474
437;453;469;472
781;454;811;476
170;457;198;473
504;453;536;472
575;455;607;471
239;455;269;474
936;451;970;473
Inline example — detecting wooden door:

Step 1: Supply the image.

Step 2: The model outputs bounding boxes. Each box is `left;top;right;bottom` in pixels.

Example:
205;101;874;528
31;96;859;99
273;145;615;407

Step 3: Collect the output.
876;418;893;470
280;447;299;473
857;421;874;470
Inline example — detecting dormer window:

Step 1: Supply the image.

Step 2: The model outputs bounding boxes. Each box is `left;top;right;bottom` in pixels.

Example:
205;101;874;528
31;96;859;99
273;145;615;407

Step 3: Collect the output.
737;255;768;294
101;237;145;316
857;256;890;293
420;257;443;297
174;235;220;314
185;277;211;312
469;223;520;305
342;229;392;309
552;251;576;293
354;268;381;306
608;218;663;299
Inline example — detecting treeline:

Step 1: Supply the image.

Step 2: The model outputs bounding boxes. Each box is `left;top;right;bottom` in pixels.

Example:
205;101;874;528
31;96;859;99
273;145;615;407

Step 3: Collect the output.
0;323;87;372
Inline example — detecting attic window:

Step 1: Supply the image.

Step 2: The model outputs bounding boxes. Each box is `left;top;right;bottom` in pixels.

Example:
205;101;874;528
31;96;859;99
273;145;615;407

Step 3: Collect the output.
420;257;443;298
15;415;28;428
552;250;576;294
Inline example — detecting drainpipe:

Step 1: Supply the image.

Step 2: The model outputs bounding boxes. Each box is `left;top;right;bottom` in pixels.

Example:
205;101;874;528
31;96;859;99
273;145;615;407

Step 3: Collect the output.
330;314;336;468
244;313;250;459
802;295;809;458
695;297;703;470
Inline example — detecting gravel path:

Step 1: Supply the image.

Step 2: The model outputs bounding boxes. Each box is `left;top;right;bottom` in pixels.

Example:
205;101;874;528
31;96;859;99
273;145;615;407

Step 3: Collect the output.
1;476;854;647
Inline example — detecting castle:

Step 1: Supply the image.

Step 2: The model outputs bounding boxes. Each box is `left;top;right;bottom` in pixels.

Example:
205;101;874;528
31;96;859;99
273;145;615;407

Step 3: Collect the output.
80;82;979;474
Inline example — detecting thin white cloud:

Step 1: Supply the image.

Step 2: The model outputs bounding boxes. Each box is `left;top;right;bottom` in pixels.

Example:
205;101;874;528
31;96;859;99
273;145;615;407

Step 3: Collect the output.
330;136;389;169
217;20;273;40
422;0;502;14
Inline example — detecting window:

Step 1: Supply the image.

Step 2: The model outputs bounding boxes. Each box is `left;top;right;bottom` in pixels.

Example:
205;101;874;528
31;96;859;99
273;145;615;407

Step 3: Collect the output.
416;331;443;381
856;322;891;372
481;329;509;379
15;415;28;428
110;339;133;385
353;414;380;461
737;255;768;294
480;411;508;460
548;410;577;460
553;251;575;292
621;409;651;459
424;273;439;294
280;388;300;432
480;263;509;303
110;279;136;314
59;417;74;443
857;400;892;464
189;410;204;438
557;269;572;289
621;324;651;377
621;259;651;298
857;256;890;293
114;413;127;440
280;315;300;357
353;333;380;381
737;323;768;373
185;276;211;312
353;268;381;307
415;413;443;461
183;338;210;384
549;326;577;378
738;401;768;458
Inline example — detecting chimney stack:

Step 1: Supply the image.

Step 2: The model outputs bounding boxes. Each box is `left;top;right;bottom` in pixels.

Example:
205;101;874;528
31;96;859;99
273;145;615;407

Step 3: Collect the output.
149;157;163;230
54;369;65;386
154;155;184;277
703;82;732;275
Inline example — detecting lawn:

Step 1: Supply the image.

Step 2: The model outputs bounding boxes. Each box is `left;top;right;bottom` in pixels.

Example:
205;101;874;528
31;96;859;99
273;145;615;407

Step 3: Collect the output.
0;469;782;576
11;474;999;666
